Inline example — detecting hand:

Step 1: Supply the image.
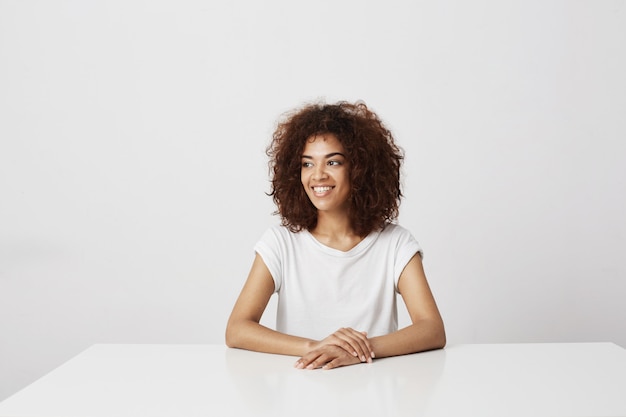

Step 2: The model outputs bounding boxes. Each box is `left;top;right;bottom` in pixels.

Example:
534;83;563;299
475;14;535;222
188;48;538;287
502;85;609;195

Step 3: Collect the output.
294;344;363;370
294;328;375;370
317;327;375;363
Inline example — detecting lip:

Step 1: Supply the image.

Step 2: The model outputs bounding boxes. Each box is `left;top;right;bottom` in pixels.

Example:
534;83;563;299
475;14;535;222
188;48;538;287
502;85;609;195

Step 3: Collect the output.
311;185;335;196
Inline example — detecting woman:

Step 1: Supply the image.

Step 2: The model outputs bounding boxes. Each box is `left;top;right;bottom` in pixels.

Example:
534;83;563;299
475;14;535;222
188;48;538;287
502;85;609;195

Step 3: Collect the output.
226;101;445;370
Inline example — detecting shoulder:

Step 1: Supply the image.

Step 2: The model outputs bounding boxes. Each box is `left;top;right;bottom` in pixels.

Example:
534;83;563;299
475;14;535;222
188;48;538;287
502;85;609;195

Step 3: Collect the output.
260;224;300;241
378;223;423;258
257;224;307;248
378;223;415;240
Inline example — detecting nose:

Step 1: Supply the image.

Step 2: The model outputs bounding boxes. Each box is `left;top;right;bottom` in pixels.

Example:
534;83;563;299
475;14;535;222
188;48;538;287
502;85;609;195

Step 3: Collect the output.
312;164;328;180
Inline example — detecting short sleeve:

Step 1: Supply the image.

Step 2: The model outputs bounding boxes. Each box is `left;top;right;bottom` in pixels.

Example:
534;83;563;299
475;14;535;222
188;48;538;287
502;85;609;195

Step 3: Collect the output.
392;227;423;291
253;227;283;293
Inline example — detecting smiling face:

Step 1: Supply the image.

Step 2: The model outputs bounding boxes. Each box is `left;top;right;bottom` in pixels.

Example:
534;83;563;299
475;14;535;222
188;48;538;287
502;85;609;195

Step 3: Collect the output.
301;134;351;216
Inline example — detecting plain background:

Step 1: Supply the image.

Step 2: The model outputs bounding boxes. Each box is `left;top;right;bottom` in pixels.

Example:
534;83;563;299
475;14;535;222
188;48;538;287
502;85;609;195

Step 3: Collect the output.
1;0;625;402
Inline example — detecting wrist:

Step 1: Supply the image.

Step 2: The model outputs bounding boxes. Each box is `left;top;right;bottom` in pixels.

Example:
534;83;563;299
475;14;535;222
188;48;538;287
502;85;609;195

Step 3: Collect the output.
303;339;318;354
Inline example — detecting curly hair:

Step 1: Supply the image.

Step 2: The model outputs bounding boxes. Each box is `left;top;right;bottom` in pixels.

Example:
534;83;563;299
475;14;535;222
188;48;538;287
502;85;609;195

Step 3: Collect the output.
266;100;404;237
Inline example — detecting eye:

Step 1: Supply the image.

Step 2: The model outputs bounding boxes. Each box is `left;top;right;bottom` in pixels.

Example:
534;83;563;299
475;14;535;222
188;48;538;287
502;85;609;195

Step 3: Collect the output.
327;160;343;166
302;161;313;168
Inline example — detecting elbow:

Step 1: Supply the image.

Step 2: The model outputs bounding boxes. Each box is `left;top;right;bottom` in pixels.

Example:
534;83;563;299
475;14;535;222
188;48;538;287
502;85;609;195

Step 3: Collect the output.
225;317;259;350
225;333;235;349
409;318;446;353
433;320;446;350
436;327;447;349
224;320;239;349
421;319;446;351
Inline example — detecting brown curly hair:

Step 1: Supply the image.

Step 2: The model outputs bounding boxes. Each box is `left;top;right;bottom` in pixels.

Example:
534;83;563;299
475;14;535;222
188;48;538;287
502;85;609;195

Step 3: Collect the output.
267;100;404;237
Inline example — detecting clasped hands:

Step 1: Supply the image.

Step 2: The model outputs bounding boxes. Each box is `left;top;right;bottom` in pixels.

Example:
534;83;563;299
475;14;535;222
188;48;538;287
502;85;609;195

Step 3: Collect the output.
294;327;374;370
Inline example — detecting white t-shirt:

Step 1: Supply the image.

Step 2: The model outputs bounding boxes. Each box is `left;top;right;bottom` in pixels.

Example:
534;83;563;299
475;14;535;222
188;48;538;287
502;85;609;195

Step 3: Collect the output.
254;223;422;340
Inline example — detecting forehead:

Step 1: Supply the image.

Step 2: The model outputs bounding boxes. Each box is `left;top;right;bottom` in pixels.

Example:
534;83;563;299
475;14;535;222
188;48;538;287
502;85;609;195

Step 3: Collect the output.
302;133;345;154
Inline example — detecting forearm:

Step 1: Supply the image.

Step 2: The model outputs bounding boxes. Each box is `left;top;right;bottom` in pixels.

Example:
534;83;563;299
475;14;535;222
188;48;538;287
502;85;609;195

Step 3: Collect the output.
370;318;446;359
225;318;315;357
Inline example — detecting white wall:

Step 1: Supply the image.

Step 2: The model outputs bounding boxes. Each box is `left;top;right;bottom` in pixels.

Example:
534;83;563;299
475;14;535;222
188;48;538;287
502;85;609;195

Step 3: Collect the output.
1;0;625;401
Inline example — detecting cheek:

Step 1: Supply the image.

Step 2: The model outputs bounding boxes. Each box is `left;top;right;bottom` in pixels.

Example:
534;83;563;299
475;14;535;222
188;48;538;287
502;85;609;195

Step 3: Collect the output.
300;171;309;189
340;171;351;187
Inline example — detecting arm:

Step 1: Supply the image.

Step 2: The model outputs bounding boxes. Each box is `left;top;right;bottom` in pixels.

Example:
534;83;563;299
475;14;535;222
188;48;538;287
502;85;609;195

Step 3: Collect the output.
225;254;313;356
369;253;446;358
225;254;373;361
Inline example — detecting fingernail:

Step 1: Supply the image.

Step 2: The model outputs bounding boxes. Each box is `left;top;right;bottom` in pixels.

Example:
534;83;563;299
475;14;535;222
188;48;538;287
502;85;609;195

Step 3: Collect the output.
360;355;366;362
371;351;376;358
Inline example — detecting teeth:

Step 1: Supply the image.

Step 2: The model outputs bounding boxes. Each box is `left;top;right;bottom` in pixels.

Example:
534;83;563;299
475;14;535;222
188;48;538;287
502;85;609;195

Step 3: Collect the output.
313;186;332;192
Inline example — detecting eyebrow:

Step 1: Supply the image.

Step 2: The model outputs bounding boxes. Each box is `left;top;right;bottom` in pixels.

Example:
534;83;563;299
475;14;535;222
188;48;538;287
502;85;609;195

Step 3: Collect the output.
301;152;346;159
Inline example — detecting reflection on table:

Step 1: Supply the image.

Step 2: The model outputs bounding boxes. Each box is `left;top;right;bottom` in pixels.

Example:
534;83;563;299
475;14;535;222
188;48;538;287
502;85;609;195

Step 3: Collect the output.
0;343;625;417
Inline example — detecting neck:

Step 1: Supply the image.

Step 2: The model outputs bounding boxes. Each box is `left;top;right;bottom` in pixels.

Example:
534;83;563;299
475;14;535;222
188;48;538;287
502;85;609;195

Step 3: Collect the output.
310;211;365;252
313;210;355;237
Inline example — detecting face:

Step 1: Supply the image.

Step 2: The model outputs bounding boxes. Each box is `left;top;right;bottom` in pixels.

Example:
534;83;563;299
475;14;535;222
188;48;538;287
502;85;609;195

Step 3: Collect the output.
301;134;351;215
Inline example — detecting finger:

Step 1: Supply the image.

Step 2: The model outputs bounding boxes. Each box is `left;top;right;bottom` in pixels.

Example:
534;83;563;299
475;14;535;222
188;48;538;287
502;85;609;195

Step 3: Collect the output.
333;328;365;351
360;331;375;358
351;329;374;360
322;351;362;370
294;358;305;369
333;328;369;361
336;328;373;362
295;352;321;369
328;335;359;358
305;353;331;370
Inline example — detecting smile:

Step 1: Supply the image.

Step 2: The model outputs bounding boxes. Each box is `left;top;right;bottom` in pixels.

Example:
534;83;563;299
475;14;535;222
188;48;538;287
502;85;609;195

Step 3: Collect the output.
313;186;334;193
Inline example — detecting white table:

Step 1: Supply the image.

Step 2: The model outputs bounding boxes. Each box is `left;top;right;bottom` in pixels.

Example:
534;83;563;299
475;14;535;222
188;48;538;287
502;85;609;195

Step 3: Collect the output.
0;343;625;417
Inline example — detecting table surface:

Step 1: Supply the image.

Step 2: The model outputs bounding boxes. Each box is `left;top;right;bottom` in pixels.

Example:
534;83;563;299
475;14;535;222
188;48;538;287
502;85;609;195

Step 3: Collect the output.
0;343;625;417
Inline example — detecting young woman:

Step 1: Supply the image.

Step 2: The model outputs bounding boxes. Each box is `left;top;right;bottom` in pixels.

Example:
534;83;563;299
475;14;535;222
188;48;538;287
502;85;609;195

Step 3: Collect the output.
226;101;445;370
